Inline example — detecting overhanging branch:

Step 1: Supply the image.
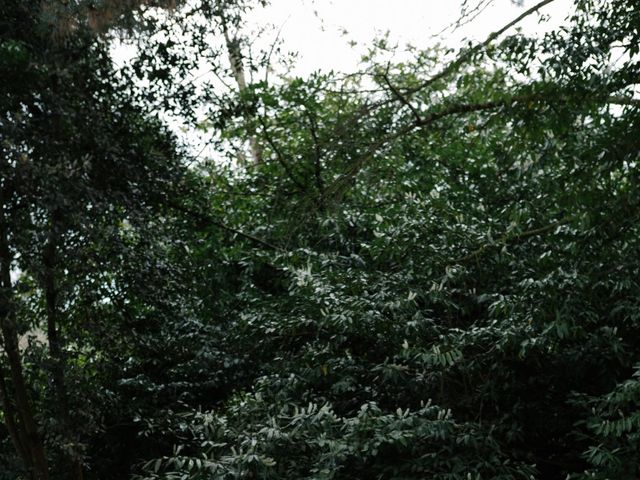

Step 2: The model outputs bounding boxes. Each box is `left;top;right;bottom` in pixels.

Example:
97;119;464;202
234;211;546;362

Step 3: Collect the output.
407;0;557;96
451;217;571;265
169;202;282;251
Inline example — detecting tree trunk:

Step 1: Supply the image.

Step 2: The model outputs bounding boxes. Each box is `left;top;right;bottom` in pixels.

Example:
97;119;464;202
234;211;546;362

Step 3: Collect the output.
0;370;30;469
42;214;83;480
218;0;262;165
0;183;50;480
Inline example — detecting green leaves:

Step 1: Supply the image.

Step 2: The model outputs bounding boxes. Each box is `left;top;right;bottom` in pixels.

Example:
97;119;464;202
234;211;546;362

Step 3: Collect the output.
3;1;640;479
137;396;534;480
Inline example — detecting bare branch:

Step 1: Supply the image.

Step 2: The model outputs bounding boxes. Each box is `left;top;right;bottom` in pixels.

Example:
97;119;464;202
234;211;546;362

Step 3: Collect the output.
264;15;290;85
407;0;557;96
608;95;640;106
431;0;495;38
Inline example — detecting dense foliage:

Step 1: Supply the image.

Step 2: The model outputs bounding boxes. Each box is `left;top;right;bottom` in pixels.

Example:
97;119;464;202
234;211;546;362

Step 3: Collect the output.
1;0;639;479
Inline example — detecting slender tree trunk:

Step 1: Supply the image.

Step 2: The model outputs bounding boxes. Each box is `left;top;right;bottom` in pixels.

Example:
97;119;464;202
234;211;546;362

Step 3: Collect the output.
0;370;30;468
0;183;49;480
42;214;83;480
218;0;262;165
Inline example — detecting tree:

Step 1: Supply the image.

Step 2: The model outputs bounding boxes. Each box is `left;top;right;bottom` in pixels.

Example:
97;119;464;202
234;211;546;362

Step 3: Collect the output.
3;0;640;479
1;1;197;478
129;1;640;479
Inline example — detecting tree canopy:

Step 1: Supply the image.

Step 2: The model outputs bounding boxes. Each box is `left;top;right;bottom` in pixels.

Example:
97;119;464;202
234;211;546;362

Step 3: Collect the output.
1;1;639;479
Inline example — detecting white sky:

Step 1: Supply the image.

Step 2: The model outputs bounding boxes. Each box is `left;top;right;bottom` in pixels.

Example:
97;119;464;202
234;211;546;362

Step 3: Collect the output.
113;0;574;76
248;0;574;76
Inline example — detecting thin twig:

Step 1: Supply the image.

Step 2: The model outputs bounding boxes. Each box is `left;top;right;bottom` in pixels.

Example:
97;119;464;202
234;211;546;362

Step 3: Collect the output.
258;116;308;192
407;0;557;96
381;65;423;124
264;15;290;85
306;112;325;208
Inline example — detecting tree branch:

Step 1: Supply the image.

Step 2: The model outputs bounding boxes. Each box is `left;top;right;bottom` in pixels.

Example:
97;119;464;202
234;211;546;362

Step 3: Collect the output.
608;95;640;106
258;116;308;193
451;217;571;265
381;66;424;124
305;112;325;209
407;0;557;96
325;97;516;201
168;202;282;251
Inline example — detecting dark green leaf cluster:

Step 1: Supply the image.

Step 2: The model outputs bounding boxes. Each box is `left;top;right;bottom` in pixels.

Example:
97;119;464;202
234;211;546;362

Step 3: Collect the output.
2;1;640;480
